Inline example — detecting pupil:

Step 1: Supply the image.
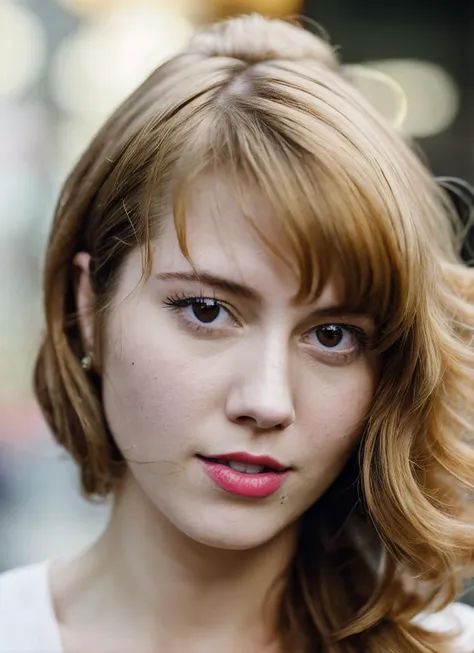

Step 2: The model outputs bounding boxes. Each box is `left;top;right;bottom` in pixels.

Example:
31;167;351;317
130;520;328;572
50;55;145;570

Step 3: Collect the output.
192;299;220;323
318;325;343;347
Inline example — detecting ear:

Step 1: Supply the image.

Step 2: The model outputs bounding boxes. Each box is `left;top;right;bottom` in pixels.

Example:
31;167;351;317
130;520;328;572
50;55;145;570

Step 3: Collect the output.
74;252;97;362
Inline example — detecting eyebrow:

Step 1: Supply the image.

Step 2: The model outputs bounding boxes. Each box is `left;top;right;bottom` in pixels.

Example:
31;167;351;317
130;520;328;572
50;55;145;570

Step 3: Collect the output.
155;270;372;320
155;271;260;301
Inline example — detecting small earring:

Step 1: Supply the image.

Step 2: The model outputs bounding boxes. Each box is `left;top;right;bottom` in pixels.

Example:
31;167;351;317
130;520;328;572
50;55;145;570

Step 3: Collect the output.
81;353;93;371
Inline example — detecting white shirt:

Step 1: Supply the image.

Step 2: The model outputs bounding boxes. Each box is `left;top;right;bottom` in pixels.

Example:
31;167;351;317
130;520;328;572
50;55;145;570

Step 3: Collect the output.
0;562;473;652
0;563;62;653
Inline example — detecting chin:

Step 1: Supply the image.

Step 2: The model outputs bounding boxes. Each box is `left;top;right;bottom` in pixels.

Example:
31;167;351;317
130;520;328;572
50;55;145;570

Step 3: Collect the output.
169;503;297;552
184;528;283;551
129;472;302;551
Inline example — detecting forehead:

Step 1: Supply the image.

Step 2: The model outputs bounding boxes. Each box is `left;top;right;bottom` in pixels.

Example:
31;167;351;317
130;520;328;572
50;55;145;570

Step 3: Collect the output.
183;175;287;250
158;175;305;297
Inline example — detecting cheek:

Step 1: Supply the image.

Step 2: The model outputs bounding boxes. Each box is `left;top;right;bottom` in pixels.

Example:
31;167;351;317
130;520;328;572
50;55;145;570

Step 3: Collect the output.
100;313;227;460
299;363;375;465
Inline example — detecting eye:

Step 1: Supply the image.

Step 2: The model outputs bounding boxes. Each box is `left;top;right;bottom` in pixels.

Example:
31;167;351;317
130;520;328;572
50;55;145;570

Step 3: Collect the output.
315;325;348;348
163;294;238;331
304;324;369;358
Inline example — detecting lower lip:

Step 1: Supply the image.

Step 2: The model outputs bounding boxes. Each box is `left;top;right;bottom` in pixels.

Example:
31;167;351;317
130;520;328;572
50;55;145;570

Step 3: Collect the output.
199;458;289;498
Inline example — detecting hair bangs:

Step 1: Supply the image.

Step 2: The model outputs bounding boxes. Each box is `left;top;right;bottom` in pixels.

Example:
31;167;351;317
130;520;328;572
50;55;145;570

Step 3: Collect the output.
168;98;417;353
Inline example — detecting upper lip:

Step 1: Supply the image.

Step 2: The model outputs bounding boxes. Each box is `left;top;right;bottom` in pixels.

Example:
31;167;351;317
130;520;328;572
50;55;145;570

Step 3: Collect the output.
201;451;289;472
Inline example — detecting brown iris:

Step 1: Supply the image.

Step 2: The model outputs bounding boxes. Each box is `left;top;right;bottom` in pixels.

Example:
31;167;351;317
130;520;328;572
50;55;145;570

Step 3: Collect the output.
192;299;221;323
316;325;344;348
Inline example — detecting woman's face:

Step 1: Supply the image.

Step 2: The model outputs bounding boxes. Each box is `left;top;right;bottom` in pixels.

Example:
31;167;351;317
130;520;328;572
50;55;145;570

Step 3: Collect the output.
92;178;378;550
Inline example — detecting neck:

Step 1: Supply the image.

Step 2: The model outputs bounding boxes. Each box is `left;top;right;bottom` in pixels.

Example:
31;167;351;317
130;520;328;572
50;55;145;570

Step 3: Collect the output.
53;473;299;652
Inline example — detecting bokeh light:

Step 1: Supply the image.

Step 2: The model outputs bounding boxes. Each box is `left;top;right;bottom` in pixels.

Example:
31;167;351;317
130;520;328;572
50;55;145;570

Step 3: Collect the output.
57;0;193;17
368;59;460;138
0;2;47;98
344;64;408;129
51;3;194;123
209;0;302;18
57;0;135;14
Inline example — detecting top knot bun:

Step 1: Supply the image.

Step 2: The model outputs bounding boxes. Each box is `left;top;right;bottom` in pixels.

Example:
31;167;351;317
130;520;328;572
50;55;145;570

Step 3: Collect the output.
186;14;339;72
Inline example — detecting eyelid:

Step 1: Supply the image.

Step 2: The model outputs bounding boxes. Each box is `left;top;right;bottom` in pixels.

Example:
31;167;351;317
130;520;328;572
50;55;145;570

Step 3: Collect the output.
301;324;370;360
195;286;256;321
195;295;242;325
163;293;242;331
299;310;375;331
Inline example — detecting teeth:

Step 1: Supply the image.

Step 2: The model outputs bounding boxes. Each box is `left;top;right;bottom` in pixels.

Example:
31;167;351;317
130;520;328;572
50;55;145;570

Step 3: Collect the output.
227;461;265;474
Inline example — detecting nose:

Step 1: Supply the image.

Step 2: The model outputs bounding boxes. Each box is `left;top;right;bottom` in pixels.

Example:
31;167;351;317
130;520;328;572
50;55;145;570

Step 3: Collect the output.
225;340;296;431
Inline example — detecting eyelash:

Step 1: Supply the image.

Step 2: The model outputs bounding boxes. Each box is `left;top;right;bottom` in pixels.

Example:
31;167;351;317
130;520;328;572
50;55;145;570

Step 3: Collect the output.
163;293;370;360
163;292;238;333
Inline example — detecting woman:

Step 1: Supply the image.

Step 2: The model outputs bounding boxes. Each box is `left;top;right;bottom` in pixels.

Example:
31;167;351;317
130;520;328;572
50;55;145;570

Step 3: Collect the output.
1;13;474;653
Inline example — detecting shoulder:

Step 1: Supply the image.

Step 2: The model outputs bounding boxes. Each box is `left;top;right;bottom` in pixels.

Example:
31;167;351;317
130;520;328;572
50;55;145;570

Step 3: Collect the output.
415;602;474;652
0;562;62;652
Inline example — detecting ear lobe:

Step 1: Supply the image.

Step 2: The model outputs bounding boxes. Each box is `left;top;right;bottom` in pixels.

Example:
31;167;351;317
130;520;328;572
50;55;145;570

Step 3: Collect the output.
74;252;96;360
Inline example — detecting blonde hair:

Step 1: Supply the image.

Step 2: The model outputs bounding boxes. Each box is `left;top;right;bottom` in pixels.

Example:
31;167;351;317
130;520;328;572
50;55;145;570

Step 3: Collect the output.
34;13;474;652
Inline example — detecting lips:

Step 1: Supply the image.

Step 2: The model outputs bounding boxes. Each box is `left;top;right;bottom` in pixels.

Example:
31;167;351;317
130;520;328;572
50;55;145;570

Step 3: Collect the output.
200;451;288;472
198;452;290;498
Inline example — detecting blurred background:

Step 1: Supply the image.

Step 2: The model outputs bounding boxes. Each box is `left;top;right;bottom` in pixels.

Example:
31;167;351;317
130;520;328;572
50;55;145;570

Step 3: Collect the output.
0;0;473;603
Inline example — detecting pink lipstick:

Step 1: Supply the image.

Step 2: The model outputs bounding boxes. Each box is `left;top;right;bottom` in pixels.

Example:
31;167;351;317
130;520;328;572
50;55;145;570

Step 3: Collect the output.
198;452;289;498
